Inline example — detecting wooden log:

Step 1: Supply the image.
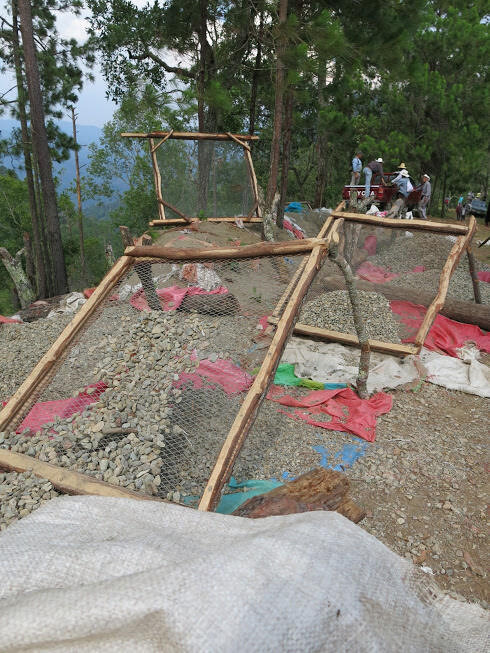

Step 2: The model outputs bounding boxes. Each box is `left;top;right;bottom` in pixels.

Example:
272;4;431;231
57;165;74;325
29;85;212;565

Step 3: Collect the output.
0;449;165;502
414;216;476;350
0;256;133;432
321;275;490;331
267;317;418;356
149;138;166;221
330;211;469;235
198;244;329;512
467;247;482;304
244;149;262;217
125;237;327;261
231;468;365;523
149;217;263;226
121;131;259;141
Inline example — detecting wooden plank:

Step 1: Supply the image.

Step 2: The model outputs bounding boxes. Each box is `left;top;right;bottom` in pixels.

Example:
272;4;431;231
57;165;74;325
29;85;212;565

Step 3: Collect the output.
0;449;166;502
414;216;477;351
267;318;418;357
198;244;328;512
150;129;174;152
0;256;133;432
121;131;259;141
149;138;165;221
149;217;263;226
125;238;328;261
330;211;469;235
225;131;251;151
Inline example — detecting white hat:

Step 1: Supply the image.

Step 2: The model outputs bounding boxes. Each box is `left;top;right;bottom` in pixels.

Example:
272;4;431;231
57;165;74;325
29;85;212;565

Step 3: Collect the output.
376;157;383;163
400;169;409;177
423;173;430;180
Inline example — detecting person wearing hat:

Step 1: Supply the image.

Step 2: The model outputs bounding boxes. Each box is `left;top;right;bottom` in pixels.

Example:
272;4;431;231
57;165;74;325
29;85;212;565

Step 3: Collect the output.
397;162;407;171
385;169;414;218
363;157;386;198
350;150;363;185
418;174;431;220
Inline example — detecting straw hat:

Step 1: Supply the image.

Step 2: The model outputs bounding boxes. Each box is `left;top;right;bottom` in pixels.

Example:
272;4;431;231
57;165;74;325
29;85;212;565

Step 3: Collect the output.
397;162;406;169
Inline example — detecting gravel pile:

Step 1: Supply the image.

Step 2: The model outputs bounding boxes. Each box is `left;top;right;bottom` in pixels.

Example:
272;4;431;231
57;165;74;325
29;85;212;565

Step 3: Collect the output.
0;470;59;531
300;290;402;342
368;232;453;273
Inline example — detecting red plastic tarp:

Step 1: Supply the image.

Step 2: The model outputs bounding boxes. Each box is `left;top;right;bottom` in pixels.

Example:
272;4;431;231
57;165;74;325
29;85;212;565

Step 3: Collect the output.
267;387;392;442
0;315;21;324
362;235;377;256
14;382;107;435
130;285;228;312
356;262;426;284
478;270;490;283
174;356;253;395
283;217;305;239
391;300;490;357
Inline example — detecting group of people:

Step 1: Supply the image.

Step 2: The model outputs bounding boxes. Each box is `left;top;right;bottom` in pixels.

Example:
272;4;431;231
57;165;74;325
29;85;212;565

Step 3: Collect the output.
350;151;432;219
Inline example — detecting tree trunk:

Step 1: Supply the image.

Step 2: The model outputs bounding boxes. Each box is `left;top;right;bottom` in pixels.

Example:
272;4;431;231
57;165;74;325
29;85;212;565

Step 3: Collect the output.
277;87;294;228
0;247;35;309
249;10;263;135
313;58;328;209
22;231;35;290
18;0;68;296
265;0;288;210
71;106;86;283
11;0;47;298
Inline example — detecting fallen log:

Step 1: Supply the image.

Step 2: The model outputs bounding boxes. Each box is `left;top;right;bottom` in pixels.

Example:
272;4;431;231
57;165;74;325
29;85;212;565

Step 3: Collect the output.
322;275;490;331
231;468;365;523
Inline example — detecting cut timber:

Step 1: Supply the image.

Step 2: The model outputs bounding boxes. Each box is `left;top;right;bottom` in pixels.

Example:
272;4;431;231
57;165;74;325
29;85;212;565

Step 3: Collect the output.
199;244;328;512
125;238;327;261
467;248;482;304
0;256;133;432
331;211;469;235
149;217;263;226
244;149;262;218
157;198;192;221
150;129;174;153
149;138;166;221
225;131;250;151
0;449;164;502
267;317;417;356
121;131;259;141
232;468;365;523
414;216;477;351
322;275;490;331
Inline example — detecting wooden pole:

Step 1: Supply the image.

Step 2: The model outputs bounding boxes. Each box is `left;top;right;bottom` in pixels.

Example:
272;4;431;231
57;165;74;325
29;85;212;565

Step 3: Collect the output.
0;256;133;432
199;243;329;512
413;216;476;351
467;247;482;304
150;129;174;152
157;198;192;222
225;131;250;151
125;238;327;261
71;106;86;282
330;211;469;235
121;131;259;141
149;138;166;221
149;217;263;226
0;449;166;502
267;318;417;357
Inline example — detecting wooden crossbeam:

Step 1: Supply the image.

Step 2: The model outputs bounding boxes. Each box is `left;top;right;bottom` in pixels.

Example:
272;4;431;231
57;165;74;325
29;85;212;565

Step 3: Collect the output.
149;217;263;226
331;211;469;235
121;131;259;141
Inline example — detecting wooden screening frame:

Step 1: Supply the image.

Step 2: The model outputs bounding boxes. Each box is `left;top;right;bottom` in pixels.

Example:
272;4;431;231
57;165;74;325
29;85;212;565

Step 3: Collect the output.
120;130;263;226
0;235;336;512
0;211;479;512
268;210;478;357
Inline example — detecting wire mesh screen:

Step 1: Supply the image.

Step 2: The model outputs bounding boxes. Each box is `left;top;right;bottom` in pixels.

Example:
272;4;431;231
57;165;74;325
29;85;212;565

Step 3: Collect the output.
154;139;255;218
0;253;305;506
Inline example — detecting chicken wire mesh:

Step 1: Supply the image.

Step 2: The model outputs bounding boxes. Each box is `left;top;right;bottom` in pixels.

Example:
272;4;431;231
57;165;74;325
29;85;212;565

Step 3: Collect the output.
0;252;309;507
154;139;255;219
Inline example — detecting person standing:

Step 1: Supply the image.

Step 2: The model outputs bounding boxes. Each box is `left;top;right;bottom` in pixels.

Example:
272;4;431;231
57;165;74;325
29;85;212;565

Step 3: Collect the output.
351;151;363;185
363;157;386;198
456;195;463;221
418;174;431;220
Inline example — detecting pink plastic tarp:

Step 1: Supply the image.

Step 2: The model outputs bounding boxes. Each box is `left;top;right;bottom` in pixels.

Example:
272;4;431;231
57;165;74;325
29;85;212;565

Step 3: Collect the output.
283;217;305;240
391;300;490;357
268;387;392;443
14;382;107;435
356;262;426;284
0;315;21;324
174;356;253;396
362;235;377;256
130;285;229;312
478;270;490;283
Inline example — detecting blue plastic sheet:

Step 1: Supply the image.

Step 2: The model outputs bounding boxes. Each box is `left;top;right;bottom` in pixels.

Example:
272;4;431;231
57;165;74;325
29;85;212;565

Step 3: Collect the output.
216;477;283;514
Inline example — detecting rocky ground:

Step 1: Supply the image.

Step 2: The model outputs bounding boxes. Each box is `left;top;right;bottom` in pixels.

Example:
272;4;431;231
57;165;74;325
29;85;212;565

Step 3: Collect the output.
0;217;488;608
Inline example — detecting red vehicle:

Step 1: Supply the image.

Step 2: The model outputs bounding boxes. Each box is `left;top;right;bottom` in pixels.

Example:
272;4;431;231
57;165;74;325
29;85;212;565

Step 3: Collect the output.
342;172;422;209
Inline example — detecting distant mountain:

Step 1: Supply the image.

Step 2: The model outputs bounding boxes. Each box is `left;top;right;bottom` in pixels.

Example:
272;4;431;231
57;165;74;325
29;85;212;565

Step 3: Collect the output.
0;119;106;207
